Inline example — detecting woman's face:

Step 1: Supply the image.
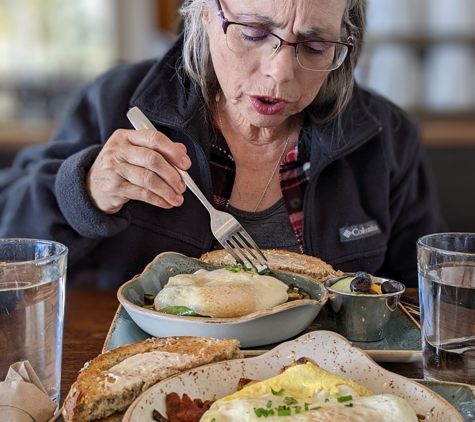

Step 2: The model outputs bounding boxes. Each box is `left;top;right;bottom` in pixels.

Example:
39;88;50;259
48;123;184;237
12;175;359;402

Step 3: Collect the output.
203;0;347;128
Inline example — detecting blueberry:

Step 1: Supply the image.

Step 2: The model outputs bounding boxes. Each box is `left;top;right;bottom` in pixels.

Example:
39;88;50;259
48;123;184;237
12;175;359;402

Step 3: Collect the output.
381;280;401;294
350;276;371;293
354;271;372;283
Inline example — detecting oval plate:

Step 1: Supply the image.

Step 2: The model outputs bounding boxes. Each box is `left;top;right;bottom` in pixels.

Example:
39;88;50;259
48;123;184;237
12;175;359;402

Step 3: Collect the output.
123;330;463;422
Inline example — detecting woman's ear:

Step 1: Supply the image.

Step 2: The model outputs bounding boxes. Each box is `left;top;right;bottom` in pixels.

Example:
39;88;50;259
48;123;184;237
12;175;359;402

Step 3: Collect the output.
202;9;211;26
202;8;214;37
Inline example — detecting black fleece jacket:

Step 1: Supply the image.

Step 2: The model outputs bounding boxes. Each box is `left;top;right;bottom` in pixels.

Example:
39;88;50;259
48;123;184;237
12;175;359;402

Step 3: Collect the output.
0;37;445;288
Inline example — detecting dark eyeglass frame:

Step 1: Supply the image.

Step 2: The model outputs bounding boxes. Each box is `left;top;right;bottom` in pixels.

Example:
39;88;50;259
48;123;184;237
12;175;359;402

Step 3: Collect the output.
213;0;355;71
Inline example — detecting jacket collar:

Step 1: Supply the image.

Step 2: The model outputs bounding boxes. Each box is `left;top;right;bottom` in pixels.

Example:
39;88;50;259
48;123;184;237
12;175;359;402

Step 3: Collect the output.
130;34;213;148
130;35;382;166
302;85;383;176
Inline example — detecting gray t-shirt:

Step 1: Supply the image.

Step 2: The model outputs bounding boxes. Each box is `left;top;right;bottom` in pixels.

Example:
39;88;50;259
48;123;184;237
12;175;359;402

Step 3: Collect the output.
228;198;300;252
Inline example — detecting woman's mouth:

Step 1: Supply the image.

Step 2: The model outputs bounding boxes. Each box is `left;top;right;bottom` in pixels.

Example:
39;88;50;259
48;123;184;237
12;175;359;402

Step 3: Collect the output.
249;96;288;115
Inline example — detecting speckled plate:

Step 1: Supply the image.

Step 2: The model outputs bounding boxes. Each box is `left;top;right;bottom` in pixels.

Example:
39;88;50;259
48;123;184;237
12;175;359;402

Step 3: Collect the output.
416;380;475;421
52;379;474;422
123;330;463;422
117;252;327;348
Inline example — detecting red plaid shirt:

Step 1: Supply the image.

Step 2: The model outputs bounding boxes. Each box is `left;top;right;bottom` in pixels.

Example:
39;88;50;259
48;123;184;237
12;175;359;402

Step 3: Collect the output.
210;134;310;252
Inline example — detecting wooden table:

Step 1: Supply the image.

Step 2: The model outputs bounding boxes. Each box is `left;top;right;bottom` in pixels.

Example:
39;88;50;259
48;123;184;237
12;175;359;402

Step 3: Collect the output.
61;289;120;402
60;288;422;403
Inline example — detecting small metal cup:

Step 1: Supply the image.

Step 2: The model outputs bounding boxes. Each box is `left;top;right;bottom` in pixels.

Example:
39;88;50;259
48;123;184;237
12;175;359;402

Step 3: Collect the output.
324;274;405;342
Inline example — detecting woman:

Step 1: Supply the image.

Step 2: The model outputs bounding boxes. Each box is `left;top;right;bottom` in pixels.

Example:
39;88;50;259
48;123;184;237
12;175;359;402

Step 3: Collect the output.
0;0;444;288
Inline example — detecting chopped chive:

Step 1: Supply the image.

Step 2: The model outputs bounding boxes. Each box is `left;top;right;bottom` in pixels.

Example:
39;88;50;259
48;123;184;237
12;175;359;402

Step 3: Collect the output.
284;397;298;406
294;406;302;414
337;395;353;403
254;408;265;418
266;400;272;409
277;406;291;416
271;388;285;396
325;398;329;403
345;403;354;407
310;406;322;411
254;407;274;418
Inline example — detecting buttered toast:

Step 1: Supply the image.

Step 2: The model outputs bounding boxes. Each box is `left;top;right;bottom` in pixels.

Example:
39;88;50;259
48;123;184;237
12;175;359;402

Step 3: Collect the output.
63;336;242;422
200;249;343;284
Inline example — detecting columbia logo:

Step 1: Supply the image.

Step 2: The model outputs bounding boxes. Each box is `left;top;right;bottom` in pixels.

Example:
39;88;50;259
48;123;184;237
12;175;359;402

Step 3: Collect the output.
339;220;381;242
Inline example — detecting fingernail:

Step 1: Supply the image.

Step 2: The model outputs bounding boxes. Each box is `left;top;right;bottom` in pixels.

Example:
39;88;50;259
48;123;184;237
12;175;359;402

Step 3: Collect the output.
182;156;191;168
175;194;184;206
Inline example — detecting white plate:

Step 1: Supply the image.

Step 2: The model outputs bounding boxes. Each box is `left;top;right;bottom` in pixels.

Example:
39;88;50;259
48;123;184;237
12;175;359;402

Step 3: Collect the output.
117;252;327;348
124;330;463;422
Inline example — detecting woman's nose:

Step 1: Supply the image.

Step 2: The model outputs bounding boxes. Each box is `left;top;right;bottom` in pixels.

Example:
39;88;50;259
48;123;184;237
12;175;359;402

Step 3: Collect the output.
264;44;298;83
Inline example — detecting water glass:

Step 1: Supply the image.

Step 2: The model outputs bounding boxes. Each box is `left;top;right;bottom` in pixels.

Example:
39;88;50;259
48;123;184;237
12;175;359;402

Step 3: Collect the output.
0;239;68;404
417;233;475;384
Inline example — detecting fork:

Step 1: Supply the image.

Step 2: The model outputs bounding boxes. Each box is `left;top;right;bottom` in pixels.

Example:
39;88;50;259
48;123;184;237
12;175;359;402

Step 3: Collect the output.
400;295;420;320
127;106;269;273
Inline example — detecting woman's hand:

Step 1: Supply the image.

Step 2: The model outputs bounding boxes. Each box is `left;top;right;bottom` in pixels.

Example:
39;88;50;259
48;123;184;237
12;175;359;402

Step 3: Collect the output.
86;129;191;214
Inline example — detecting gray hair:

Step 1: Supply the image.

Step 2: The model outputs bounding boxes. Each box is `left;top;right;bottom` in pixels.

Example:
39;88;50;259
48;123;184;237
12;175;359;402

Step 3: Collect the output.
179;0;367;124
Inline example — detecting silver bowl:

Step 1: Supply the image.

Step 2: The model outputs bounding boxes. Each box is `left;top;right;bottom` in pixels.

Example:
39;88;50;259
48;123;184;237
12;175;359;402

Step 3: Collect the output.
324;274;405;342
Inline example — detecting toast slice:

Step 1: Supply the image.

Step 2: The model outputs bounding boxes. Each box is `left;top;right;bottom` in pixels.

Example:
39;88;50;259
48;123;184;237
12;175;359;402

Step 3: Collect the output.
200;249;343;284
62;336;242;422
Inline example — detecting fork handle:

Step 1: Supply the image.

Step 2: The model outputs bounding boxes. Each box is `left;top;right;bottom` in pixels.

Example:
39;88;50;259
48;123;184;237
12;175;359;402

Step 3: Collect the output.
172;167;215;214
126;107;215;214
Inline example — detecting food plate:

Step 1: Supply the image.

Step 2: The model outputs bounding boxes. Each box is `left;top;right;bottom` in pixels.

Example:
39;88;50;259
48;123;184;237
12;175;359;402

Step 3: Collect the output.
123;330;463;422
103;301;422;362
416;380;475;421
51;380;475;422
117;252;327;348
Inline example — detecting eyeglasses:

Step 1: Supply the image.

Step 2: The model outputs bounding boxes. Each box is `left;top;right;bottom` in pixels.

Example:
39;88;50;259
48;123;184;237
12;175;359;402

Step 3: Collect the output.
214;0;354;72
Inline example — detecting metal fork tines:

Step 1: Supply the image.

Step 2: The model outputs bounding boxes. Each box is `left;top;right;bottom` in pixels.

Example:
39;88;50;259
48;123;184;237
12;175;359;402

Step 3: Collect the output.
127;107;269;274
208;207;269;273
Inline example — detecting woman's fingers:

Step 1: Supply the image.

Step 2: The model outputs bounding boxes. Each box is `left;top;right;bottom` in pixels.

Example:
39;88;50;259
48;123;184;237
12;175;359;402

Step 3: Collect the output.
117;145;185;194
126;129;191;170
118;161;185;206
86;129;192;214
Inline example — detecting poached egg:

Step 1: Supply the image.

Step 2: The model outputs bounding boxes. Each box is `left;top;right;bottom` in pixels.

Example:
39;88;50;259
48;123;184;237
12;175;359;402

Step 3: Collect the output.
154;268;289;318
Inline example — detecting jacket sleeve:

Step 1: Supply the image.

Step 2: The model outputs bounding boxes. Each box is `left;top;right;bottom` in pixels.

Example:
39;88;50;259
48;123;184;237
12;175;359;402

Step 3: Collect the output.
377;109;447;287
0;83;132;266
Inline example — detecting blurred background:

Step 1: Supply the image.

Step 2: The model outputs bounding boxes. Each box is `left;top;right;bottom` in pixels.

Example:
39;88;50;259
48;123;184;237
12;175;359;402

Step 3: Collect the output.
0;0;474;231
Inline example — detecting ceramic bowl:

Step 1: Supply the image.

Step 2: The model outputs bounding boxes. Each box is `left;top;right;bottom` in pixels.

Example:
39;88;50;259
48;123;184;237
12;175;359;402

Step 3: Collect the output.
117;252;328;348
324;274;405;342
123;330;463;422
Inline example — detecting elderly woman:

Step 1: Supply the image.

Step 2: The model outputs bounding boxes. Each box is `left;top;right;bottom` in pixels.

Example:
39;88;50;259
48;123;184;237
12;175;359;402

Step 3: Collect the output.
0;0;444;288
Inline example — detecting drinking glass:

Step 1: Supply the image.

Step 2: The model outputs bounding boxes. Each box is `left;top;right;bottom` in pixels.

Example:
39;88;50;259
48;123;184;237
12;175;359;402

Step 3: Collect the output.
417;233;475;384
0;239;68;404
